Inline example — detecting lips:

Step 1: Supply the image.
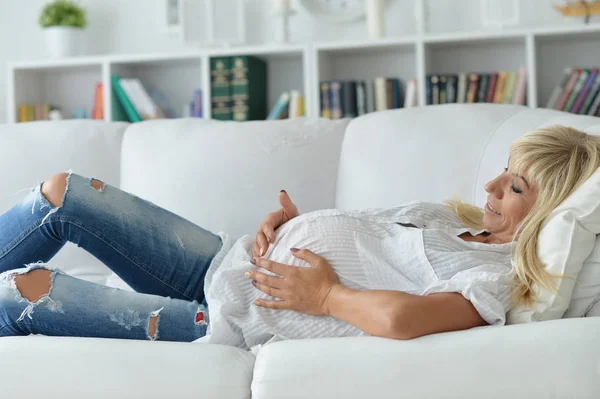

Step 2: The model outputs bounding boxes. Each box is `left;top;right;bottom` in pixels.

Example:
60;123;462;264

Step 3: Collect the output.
486;202;501;216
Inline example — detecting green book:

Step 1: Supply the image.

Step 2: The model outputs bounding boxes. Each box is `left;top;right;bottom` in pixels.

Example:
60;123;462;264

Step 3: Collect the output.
230;55;268;121
581;73;600;114
564;69;589;112
502;72;518;104
110;75;141;123
211;57;232;121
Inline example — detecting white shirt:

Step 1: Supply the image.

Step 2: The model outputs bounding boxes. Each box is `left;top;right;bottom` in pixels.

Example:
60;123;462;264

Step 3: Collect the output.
194;201;515;349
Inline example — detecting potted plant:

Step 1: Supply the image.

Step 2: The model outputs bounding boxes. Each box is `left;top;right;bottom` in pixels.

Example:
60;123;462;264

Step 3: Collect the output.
39;0;87;58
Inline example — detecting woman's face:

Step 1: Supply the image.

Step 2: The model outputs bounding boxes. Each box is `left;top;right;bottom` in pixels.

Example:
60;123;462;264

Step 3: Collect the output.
483;160;538;241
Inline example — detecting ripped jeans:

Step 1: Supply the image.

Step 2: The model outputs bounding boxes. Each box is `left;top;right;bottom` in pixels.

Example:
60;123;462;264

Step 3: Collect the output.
0;172;223;342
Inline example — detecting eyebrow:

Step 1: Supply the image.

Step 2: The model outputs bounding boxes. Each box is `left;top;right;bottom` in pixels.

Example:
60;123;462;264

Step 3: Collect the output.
512;173;530;189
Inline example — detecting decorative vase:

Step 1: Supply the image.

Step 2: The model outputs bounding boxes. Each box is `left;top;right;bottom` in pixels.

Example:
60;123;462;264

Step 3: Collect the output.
44;26;83;58
366;0;385;39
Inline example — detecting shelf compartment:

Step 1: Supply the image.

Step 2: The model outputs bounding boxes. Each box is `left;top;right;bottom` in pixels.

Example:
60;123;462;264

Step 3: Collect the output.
315;43;418;115
11;63;103;123
535;31;600;108
109;56;204;121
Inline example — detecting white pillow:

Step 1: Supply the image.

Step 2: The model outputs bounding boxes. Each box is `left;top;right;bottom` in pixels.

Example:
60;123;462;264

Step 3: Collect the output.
564;235;600;318
507;167;600;324
586;297;600;317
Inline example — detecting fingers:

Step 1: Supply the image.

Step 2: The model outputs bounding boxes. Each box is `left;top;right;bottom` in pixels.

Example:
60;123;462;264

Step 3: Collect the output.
290;248;321;265
254;298;288;309
246;270;285;289
279;190;299;218
252;257;289;277
252;281;284;299
261;222;276;244
255;231;269;257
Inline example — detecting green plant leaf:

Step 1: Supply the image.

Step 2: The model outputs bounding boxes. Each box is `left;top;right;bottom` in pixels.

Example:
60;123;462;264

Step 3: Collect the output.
39;0;87;29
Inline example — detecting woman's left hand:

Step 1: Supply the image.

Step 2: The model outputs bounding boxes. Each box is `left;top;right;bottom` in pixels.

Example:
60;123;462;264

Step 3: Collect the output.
246;248;340;316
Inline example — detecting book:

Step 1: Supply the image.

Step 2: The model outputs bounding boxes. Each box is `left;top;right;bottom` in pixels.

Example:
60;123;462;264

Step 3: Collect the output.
546;68;572;109
388;78;403;109
581;73;600;114
320;82;331;118
486;73;498;103
356;81;368;115
430;75;440;105
191;89;203;118
502;71;518;104
571;68;598;113
111;75;142;123
587;84;600;115
92;82;104;120
446;75;458;104
230;55;268;121
477;74;489;103
439;75;447;104
563;69;589;112
211;57;232;121
288;90;304;118
330;81;344;119
404;79;418;107
512;67;527;105
493;72;508;103
151;91;177;118
555;68;581;110
457;73;468;103
342;81;357;117
466;73;479;103
267;92;290;120
425;75;433;105
119;79;147;119
374;77;387;111
386;79;393;109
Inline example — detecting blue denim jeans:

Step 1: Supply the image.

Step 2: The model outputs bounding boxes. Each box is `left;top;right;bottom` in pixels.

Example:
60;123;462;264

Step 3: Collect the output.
0;172;223;342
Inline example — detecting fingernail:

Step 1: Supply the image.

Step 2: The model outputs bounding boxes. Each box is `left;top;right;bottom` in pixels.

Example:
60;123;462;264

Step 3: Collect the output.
260;247;265;255
245;271;251;279
290;248;299;252
254;300;261;306
280;189;287;193
250;258;256;265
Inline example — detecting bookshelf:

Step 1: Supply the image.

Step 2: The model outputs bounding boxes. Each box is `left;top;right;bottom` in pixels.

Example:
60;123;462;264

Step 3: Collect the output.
8;23;600;123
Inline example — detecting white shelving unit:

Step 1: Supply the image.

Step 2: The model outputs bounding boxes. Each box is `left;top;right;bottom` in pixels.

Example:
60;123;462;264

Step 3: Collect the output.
7;23;600;123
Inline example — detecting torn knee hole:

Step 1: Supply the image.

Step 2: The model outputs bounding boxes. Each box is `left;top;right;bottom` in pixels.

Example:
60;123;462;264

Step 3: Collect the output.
90;179;105;192
147;307;163;341
14;269;52;302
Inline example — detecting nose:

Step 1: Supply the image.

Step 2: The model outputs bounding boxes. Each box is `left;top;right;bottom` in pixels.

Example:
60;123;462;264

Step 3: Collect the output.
485;175;504;199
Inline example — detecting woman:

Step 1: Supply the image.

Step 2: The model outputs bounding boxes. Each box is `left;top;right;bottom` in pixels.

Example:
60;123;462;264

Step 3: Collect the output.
0;125;598;348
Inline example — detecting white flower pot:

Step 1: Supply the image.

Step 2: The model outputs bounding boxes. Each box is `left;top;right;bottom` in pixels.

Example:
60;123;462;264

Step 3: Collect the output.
44;26;83;58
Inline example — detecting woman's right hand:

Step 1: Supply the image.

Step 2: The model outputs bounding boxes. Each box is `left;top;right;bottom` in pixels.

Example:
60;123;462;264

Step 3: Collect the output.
252;190;299;258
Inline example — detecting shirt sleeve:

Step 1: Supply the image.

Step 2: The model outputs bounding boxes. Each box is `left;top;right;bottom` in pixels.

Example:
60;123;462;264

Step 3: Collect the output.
421;264;513;326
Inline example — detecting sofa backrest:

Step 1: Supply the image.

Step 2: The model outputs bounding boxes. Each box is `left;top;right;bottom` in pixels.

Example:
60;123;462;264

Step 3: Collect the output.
0;120;128;284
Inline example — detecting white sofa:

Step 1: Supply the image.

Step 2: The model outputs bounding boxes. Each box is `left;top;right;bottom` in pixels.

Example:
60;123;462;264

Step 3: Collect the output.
1;104;599;399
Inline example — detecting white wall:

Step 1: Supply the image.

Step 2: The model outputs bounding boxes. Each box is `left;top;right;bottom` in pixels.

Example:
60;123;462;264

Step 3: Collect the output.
0;0;593;123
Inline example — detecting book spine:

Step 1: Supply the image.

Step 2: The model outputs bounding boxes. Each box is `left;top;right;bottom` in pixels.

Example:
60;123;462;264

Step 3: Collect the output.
211;57;232;121
92;82;104;120
587;85;600;115
563;69;589;112
243;56;268;120
502;72;518;104
404;79;417;107
572;69;598;113
342;81;357;117
391;79;401;108
493;72;507;103
320;81;331;118
374;77;387;111
555;68;581;110
385;79;393;109
439;75;447;104
486;73;498;103
356;81;367;115
466;73;479;103
457;73;467;103
477;74;489;103
446;75;457;103
111;75;142;123
230;56;249;121
431;75;440;105
131;79;159;118
546;68;573;109
425;75;432;105
581;73;600;114
192;89;203;118
512;67;528;105
266;92;290;120
330;81;344;119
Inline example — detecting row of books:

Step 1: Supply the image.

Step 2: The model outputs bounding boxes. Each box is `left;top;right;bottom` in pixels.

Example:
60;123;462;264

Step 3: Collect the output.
211;55;268;121
427;68;527;105
267;91;305;120
18;104;53;122
320;78;418;119
546;67;600;115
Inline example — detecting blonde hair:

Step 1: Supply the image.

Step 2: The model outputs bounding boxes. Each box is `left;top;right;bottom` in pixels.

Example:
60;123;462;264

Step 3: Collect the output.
447;125;600;307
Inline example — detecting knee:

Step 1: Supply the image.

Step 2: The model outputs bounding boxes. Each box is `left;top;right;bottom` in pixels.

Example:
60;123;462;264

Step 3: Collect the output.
41;173;69;207
14;269;52;302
